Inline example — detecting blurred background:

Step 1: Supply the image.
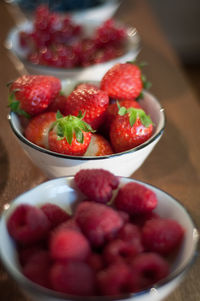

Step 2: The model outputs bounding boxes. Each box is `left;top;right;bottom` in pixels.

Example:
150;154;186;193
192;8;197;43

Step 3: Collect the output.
148;0;200;99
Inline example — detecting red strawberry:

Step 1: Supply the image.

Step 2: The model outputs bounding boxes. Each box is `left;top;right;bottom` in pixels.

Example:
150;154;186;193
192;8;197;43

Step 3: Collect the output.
46;94;68;114
100;63;143;99
84;134;113;156
24;112;56;148
109;105;153;153
63;83;109;130
48;112;93;156
9;75;61;116
101;99;142;134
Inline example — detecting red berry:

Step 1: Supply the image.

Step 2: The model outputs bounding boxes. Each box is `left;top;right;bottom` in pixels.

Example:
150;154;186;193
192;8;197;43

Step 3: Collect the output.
74;169;119;204
87;253;104;271
129;253;169;290
103;238;143;264
46;94;68;114
118;223;142;244
84;134;113;156
40;203;70;229
102;99;142;134
97;262;131;296
18;243;46;267
7;204;50;245
49;128;91;156
75;201;123;247
109;109;153;153
50;229;90;261
54;218;80;232
24;112;56;148
142;218;185;255
48;113;93;156
114;182;157;216
22;250;51;288
9;75;61;116
63;83;109;130
50;261;95;296
101;63;143;99
95;19;126;48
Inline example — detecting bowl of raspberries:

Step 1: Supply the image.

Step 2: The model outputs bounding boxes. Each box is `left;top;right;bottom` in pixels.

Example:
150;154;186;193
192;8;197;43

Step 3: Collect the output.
8;62;165;178
5;4;140;80
0;169;198;301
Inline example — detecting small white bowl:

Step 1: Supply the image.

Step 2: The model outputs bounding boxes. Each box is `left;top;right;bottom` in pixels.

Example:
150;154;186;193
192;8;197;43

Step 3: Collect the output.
0;176;198;301
5;19;140;81
8;79;165;179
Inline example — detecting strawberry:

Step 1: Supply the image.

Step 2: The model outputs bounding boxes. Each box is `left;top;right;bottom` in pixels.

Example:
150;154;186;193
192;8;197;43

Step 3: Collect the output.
100;63;143;99
109;105;153;153
9;75;61;117
46;94;68;115
101;99;142;135
48;112;94;156
24;112;56;148
63;83;109;130
84;134;113;156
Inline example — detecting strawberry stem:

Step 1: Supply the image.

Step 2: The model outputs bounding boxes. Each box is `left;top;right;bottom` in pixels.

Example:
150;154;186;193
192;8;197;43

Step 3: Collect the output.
117;102;153;128
52;111;95;145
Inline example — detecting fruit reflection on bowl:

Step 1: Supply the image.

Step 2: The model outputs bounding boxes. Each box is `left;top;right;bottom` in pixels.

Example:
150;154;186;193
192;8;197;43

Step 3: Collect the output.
0;174;198;301
8;77;165;179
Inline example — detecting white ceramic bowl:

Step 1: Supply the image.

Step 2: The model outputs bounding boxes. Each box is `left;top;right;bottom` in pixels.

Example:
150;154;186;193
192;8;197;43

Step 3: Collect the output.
8;79;165;179
5;18;140;81
0;176;198;301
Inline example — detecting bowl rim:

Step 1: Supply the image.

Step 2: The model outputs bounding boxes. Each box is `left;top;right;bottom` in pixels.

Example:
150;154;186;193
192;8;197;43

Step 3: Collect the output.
8;90;166;161
5;19;141;73
0;176;199;300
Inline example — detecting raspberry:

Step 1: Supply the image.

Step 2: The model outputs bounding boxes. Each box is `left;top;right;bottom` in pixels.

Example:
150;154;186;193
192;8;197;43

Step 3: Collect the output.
74;169;119;204
75;201;123;247
103;238;143;264
87;253;105;271
7;204;50;245
142;218;185;255
132;211;160;227
97;262;131;296
40;203;70;229
50;229;90;261
18;243;46;267
114;182;157;216
118;223;140;241
54;218;80;232
22;250;51;288
129;253;169;290
50;261;95;296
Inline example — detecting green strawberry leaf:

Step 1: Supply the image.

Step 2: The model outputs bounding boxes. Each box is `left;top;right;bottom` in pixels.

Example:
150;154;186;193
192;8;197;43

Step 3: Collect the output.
52;113;95;145
75;127;84;143
139;112;153;127
118;106;127;116
8;93;30;119
143;80;152;90
56;110;63;120
126;107;153;128
129;110;137;127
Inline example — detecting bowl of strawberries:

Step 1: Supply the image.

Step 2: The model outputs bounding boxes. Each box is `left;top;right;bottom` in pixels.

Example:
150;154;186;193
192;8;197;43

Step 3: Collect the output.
0;169;198;301
8;62;165;178
5;4;140;80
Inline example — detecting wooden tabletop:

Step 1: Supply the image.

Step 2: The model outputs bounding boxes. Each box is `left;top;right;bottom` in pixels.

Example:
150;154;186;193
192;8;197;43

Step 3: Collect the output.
0;0;200;300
